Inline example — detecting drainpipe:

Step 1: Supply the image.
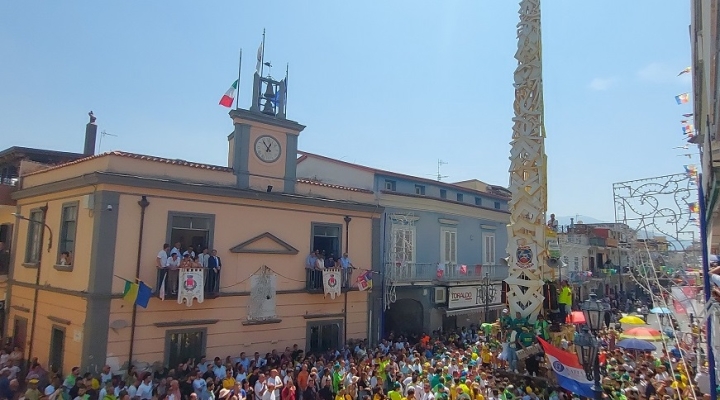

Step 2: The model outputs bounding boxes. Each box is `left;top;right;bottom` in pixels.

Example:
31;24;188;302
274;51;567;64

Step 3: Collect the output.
27;203;49;369
128;196;150;367
343;216;351;345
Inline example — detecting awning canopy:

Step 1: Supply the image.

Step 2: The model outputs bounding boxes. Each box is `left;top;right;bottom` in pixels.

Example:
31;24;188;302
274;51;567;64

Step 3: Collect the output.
445;304;505;317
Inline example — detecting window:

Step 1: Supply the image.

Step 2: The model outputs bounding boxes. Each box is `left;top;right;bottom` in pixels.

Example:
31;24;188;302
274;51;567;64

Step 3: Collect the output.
573;257;580;271
440;189;447;199
482;233;496;265
167;213;214;253
0;224;12;275
440;228;457;264
475;197;482;206
494;201;501;209
307;320;342;354
456;193;464;202
414;185;425;195
311;224;342;259
24;210;44;264
166;329;206;367
384;180;396;191
391;225;415;263
58;203;78;265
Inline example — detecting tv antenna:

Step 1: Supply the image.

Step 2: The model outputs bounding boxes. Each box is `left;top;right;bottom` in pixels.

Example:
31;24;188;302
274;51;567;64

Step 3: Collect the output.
436;159;448;181
98;130;117;153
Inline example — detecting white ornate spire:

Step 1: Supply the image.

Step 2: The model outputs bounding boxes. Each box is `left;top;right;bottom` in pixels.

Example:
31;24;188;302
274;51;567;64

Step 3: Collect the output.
504;0;548;322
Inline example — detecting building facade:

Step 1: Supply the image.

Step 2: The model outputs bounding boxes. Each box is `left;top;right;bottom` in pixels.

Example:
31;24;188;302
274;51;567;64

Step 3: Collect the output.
297;153;510;340
4;75;382;374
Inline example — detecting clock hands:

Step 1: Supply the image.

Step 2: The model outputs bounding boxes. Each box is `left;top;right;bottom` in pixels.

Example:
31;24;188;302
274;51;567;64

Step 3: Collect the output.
263;140;272;152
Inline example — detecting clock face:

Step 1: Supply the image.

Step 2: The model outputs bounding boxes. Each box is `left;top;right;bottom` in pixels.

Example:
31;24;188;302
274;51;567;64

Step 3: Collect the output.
254;135;282;163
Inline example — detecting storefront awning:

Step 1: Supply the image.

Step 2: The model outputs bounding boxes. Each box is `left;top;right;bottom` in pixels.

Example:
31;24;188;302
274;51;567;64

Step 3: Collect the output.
445;304;505;317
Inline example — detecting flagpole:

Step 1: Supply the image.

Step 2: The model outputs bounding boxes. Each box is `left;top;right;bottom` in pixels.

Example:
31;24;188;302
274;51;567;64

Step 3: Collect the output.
235;48;243;110
284;62;289;116
260;28;266;78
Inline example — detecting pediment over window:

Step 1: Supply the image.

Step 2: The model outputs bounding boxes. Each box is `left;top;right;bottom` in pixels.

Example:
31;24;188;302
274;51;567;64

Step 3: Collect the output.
229;232;299;255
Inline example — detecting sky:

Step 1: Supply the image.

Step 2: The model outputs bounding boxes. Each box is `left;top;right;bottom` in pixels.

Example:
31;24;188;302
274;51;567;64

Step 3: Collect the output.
0;1;694;222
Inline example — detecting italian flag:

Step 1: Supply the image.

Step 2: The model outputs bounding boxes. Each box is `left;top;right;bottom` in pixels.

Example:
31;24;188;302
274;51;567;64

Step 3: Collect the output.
219;80;238;108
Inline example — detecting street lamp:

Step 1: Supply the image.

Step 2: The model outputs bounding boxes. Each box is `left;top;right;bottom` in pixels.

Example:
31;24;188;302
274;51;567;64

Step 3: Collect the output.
12;211;52;252
477;272;497;323
574;292;608;400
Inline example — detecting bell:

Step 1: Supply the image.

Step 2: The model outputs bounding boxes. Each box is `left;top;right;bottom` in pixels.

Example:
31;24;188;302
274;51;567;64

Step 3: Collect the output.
262;99;275;116
263;82;275;99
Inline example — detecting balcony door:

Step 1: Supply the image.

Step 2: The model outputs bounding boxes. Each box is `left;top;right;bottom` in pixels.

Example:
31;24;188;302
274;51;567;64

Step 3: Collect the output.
311;224;341;262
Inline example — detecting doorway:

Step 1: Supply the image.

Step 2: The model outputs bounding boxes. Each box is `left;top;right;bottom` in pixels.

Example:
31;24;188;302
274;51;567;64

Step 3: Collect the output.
12;316;27;351
49;327;65;374
385;298;423;337
165;329;206;368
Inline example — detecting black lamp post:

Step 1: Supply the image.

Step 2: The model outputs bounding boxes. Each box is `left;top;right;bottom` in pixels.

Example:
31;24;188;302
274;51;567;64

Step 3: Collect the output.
477;272;497;323
575;292;608;400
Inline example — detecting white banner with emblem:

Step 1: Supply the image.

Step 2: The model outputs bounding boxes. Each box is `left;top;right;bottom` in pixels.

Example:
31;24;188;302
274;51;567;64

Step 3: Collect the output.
178;268;205;306
322;268;342;299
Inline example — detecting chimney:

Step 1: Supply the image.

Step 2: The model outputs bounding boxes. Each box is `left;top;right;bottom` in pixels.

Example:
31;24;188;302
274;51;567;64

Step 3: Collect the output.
83;111;98;156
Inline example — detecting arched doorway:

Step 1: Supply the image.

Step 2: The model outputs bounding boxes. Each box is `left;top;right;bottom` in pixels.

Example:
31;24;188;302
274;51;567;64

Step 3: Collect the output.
384;298;423;337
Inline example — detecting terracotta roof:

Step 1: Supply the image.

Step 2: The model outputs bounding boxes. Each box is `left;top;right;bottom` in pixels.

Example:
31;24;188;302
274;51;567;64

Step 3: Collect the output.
23;150;233;176
297;151;511;200
297;178;374;194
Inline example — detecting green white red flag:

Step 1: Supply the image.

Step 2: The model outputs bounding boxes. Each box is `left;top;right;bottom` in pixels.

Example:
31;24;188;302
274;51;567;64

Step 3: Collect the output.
219;80;238;108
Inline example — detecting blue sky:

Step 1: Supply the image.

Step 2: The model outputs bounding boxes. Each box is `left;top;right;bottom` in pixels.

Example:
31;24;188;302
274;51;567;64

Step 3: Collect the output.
0;1;693;222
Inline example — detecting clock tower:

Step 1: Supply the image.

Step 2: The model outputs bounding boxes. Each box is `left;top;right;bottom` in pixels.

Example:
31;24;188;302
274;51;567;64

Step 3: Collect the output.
228;69;305;194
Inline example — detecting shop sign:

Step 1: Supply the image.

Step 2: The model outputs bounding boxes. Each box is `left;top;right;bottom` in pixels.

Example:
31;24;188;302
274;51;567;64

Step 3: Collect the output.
447;284;502;309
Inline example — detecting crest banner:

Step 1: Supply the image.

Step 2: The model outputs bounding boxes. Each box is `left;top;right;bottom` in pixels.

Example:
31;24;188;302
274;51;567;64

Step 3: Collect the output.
178;267;205;306
322;268;342;299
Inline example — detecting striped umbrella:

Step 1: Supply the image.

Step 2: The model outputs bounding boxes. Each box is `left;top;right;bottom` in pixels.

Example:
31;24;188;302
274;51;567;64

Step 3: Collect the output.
620;327;665;341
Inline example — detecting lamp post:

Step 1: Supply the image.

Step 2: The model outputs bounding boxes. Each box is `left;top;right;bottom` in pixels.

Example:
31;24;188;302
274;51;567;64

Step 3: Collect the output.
477;272;497;323
575;292;608;400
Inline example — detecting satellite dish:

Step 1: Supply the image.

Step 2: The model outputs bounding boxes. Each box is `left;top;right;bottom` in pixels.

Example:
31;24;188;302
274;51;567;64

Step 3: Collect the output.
577;220;584;224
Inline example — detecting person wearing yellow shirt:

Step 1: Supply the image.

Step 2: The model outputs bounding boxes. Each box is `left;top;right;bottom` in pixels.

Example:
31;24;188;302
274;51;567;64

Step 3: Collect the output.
388;383;403;400
557;280;572;323
470;383;484;400
457;379;470;396
222;370;236;390
480;347;492;369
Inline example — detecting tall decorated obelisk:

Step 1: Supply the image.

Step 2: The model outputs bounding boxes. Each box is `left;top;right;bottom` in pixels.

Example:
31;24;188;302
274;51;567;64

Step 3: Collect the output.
504;0;547;322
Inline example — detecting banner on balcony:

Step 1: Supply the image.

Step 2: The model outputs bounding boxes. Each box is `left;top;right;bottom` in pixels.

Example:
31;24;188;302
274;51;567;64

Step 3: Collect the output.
322;268;342;299
178;268;205;306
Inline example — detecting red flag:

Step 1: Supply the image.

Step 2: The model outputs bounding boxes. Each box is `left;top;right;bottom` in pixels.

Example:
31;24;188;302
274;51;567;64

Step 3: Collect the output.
459;264;467;274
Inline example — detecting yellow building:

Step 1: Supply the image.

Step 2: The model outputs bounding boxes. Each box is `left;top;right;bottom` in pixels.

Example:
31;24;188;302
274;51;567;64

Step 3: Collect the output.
4;74;382;374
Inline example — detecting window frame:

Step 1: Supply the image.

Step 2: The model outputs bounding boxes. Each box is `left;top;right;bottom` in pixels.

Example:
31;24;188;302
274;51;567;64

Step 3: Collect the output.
23;208;45;266
166;212;215;252
384;180;396;191
49;324;66;374
494;201;501;209
310;222;343;257
440;227;457;265
305;319;343;354
482;233;496;265
390;224;416;263
474;197;482;206
164;328;207;367
57;201;79;266
414;185;425;196
440;189;447;199
456;193;464;202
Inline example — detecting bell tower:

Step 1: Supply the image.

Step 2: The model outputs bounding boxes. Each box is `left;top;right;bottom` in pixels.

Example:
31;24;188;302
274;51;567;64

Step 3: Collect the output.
228;60;305;194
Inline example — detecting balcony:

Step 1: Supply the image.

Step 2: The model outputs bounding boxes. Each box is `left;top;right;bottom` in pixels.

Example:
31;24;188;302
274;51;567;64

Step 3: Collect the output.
385;263;509;284
589;237;607;247
156;267;220;299
305;268;351;294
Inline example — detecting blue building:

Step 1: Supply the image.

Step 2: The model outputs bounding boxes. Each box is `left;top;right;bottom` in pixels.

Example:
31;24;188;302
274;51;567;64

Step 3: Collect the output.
297;152;510;342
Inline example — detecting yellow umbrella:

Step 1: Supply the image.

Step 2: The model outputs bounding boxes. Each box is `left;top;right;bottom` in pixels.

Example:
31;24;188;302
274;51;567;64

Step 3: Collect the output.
619;315;647;325
620;327;666;341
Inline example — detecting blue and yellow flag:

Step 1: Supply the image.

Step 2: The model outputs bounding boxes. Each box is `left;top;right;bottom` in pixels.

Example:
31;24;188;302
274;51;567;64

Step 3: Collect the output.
123;280;152;308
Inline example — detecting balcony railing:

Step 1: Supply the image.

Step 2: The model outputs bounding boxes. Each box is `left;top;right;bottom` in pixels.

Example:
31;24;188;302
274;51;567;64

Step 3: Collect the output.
156;267;220;299
385;263;508;283
305;268;351;293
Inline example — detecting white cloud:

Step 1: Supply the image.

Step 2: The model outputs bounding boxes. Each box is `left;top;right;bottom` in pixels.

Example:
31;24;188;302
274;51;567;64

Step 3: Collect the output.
588;77;616;91
637;62;691;84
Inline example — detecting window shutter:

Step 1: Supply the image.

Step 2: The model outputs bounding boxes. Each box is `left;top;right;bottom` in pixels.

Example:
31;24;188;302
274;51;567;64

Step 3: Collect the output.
450;231;456;263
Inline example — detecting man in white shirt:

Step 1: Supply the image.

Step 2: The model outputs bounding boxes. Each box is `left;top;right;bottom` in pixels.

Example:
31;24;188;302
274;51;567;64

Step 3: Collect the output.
100;365;113;385
166;253;181;295
137;374;154;400
268;370;283;398
254;374;267;400
262;382;276;400
170;242;182;257
420;382;435;400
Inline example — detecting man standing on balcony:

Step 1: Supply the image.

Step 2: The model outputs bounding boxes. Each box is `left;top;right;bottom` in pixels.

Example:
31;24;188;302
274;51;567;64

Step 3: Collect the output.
339;253;354;288
207;249;222;293
198;248;210;287
157;243;170;293
166;252;180;295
